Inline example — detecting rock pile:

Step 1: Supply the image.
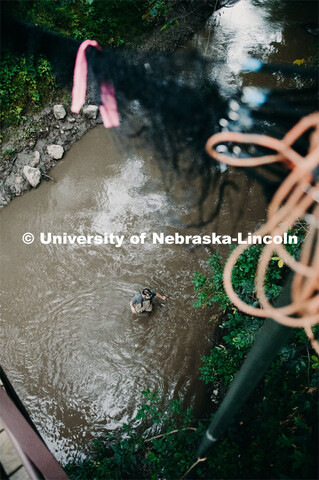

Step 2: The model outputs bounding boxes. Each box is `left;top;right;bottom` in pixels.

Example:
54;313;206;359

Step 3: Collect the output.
0;103;103;207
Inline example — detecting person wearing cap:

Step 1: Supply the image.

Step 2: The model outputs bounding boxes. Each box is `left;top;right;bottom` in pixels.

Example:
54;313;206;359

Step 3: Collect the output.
130;288;166;314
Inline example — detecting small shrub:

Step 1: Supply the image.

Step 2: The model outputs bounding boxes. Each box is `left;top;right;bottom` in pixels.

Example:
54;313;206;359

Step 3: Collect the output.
0;52;56;128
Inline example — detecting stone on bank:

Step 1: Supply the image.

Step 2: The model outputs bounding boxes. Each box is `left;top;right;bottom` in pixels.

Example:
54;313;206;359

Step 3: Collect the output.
23;166;41;187
82;105;98;120
47;144;64;160
53;105;67;120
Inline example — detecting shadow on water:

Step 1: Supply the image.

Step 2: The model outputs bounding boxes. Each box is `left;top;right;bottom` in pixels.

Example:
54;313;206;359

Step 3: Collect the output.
0;124;266;463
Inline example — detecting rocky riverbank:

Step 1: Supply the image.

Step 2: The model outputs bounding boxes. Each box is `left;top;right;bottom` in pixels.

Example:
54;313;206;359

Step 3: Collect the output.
0;0;237;208
0;99;104;207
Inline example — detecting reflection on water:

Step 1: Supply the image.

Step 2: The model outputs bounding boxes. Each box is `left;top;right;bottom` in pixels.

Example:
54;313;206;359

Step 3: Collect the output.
0;125;265;463
190;0;317;94
0;0;317;464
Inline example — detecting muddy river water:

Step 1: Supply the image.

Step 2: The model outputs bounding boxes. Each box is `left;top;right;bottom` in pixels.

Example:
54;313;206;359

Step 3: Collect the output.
0;0;317;464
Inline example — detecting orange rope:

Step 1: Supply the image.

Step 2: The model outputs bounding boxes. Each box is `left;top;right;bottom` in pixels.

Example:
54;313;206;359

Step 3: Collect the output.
205;112;319;353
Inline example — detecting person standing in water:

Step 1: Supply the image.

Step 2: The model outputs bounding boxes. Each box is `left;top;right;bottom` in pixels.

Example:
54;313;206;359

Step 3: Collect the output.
130;288;166;314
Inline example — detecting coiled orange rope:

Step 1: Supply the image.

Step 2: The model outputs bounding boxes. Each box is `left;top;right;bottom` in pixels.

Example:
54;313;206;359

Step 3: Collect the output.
205;112;319;353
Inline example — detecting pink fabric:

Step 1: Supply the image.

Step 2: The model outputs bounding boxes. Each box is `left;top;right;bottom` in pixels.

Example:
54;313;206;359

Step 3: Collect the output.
99;82;120;128
71;40;101;113
71;40;120;128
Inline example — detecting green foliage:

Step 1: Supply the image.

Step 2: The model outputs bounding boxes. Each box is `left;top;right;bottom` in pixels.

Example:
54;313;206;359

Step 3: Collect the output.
66;390;204;480
311;355;319;370
1;0;154;129
193;251;230;312
198;323;318;479
205;360;318;480
0;52;56;127
195;226;307;385
142;0;179;31
193;226;306;314
0;0;190;130
5;0;152;47
3;0;186;48
66;353;318;480
193;244;284;313
1;148;17;160
194;226;318;478
142;0;172;21
200;313;263;385
142;0;198;30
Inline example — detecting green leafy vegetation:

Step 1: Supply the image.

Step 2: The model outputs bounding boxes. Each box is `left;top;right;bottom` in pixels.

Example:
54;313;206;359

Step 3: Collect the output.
0;52;56;128
199;311;263;385
193;226;306;385
142;0;180;31
3;0;153;47
0;0;182;130
66;347;318;479
0;0;151;130
66;390;205;480
193;225;306;313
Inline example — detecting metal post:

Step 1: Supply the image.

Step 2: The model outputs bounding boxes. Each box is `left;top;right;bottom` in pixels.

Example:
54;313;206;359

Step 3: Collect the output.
197;277;293;459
